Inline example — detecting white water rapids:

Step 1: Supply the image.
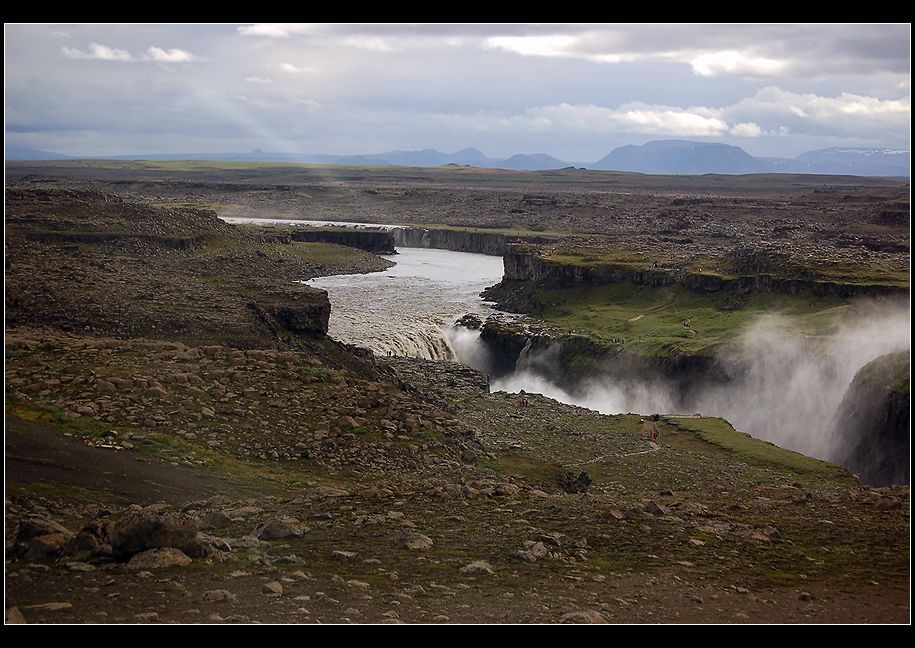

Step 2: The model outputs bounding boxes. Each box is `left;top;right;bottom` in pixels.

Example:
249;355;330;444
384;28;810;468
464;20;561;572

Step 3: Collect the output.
307;248;505;360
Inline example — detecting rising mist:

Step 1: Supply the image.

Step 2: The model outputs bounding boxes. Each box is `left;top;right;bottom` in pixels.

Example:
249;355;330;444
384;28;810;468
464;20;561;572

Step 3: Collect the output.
451;297;911;467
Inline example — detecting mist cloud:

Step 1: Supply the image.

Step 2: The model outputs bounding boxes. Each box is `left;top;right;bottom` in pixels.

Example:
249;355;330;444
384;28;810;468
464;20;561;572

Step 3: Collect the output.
472;298;911;468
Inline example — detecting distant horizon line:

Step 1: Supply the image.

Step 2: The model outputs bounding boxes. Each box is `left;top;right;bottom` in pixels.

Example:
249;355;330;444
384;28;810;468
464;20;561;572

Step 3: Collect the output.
6;141;911;163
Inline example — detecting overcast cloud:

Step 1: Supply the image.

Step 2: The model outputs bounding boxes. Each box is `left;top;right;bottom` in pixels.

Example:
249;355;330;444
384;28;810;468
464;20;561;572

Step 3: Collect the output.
4;23;910;160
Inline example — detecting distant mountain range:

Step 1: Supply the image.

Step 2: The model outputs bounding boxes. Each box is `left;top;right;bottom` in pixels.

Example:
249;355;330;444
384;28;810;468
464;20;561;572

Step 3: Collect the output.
592;140;766;174
5;140;909;177
590;140;909;176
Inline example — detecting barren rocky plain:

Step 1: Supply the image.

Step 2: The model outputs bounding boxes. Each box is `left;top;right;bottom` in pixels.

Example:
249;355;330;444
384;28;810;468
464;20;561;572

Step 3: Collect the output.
4;161;910;624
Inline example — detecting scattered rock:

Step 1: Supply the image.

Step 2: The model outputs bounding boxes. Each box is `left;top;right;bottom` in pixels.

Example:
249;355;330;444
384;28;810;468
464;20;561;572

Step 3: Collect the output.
135;612;159;622
332;550;358;561
460;560;494;575
559;472;592;494
110;506;200;558
397;531;433;550
224;506;263;520
253;516;306;540
25;533;72;560
643;501;670;516
15;517;73;545
127;547;192;569
404;585;427;598
201;590;237;603
516;541;549;563
559;610;608;624
262;581;283;595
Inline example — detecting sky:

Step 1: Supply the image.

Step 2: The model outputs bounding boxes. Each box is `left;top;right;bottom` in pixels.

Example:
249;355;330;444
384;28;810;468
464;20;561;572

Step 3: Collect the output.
4;23;911;162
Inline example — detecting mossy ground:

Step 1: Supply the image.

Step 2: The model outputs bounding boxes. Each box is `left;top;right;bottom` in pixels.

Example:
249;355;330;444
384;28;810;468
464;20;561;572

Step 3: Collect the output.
535;282;850;357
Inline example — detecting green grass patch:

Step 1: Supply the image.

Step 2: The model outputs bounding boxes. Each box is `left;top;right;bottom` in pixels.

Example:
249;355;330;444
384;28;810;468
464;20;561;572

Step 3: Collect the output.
480;451;564;485
535;283;850;357
550;246;659;269
284;241;367;266
6;398;110;440
664;416;854;483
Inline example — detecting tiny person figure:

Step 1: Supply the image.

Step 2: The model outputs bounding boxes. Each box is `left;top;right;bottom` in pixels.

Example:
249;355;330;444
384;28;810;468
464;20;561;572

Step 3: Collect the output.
640;416;658;441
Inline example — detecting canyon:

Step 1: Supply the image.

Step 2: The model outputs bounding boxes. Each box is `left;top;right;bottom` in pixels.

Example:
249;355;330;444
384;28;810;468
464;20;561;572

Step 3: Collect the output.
4;161;910;624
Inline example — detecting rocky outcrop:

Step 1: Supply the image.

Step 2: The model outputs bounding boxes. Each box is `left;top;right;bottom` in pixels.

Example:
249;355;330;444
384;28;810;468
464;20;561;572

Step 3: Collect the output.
248;284;331;337
501;247;672;289
110;505;202;558
683;272;905;298
495;246;907;300
394;228;552;255
475;316;720;401
26;231;206;250
291;228;395;254
829;353;910;485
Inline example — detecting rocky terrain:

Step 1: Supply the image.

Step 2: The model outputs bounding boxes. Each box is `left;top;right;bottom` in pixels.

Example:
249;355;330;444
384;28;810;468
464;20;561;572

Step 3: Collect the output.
7;161;909;267
4;172;911;624
5;331;910;623
5;187;391;348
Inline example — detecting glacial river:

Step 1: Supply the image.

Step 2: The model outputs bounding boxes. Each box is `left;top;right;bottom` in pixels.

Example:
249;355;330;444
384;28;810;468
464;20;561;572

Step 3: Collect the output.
307;248;505;361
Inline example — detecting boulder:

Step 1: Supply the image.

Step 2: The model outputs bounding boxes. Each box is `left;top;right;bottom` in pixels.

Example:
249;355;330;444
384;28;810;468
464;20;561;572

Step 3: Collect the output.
262;581;283;595
460;560;495;575
331;550;358;561
15;517;73;545
127;547;192;569
559;610;608;624
253;516;306;540
643;501;670;516
201;589;237;603
200;511;233;530
520;541;549;562
65;519;114;556
110;505;200;558
558;471;592;494
25;533;72;561
397;531;433;551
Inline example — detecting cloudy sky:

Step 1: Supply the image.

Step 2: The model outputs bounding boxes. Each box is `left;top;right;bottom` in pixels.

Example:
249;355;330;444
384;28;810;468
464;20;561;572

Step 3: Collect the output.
4;23;911;162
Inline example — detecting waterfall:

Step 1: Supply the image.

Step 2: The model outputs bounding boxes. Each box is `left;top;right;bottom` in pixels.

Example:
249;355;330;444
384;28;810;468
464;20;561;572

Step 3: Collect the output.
307;247;505;362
